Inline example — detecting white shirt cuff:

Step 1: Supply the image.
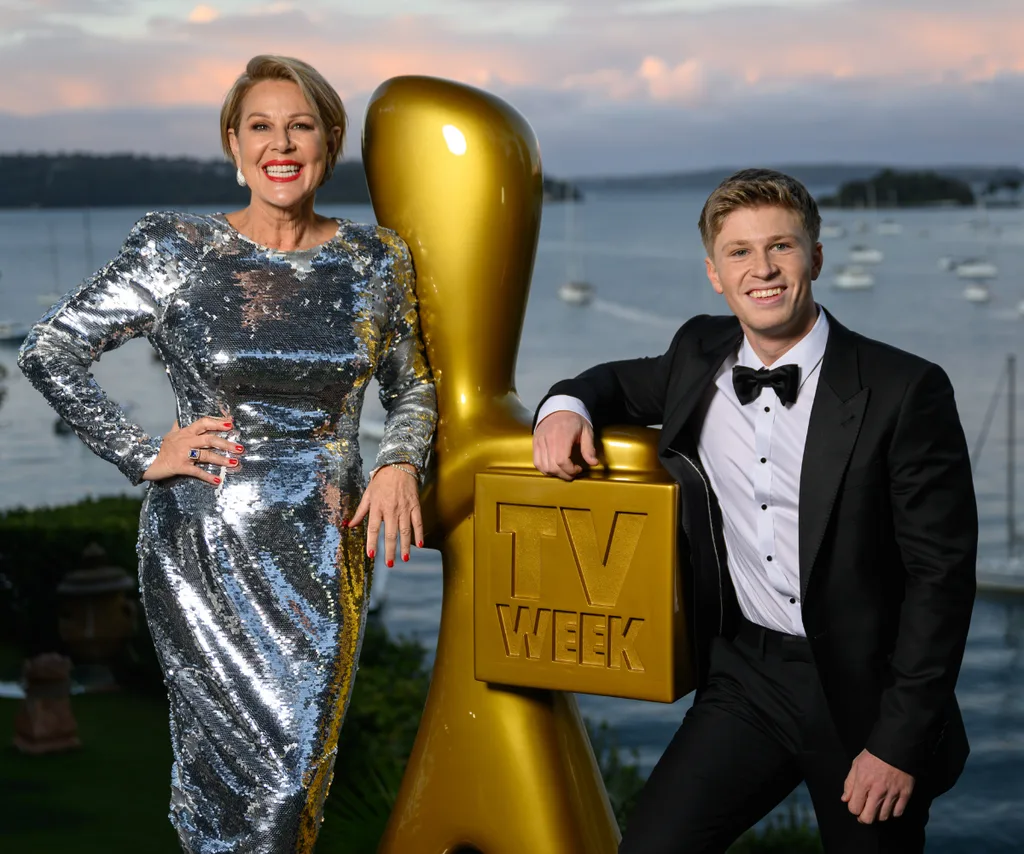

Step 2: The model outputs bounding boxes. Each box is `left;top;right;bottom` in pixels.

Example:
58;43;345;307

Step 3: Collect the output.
535;395;593;431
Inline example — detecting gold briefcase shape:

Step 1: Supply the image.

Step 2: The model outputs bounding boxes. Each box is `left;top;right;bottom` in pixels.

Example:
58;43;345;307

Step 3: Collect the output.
474;471;693;703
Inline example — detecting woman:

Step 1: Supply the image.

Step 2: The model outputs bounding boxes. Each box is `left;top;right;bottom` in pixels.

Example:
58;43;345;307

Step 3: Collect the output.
19;55;436;852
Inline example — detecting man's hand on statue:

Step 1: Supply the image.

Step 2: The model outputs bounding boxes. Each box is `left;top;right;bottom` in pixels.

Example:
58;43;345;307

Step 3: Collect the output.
841;748;916;824
533;410;599;481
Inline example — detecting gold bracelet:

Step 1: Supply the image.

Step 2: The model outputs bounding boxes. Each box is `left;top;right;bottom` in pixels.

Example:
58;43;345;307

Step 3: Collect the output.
372;462;418;480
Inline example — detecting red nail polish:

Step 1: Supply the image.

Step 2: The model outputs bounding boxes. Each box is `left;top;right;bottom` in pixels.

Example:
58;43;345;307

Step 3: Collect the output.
213;477;221;485
235;445;244;452
417;541;424;548
386;559;394;568
228;459;238;466
223;422;232;429
402;554;409;562
368;549;375;559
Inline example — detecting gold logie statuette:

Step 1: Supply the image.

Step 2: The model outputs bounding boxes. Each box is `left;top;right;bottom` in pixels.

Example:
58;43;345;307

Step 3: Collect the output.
363;74;692;854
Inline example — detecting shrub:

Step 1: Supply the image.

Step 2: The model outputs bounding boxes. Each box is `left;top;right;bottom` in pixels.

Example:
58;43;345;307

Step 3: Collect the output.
0;496;155;687
729;797;823;853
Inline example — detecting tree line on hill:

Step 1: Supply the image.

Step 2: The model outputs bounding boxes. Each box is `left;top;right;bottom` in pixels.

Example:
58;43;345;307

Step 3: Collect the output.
818;168;976;208
575;164;1021;206
0;153;581;208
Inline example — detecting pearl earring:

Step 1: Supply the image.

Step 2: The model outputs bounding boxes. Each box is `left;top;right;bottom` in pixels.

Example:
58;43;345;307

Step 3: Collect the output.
236;167;246;187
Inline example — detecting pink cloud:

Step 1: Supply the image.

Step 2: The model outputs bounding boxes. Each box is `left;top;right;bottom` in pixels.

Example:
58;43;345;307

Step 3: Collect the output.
187;5;220;24
1;1;1022;115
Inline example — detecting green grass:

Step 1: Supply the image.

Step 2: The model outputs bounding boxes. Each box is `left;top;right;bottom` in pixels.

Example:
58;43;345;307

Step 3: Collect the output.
0;692;181;853
0;688;823;854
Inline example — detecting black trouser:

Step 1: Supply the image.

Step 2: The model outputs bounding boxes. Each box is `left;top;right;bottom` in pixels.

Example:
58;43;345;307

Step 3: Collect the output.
619;619;932;854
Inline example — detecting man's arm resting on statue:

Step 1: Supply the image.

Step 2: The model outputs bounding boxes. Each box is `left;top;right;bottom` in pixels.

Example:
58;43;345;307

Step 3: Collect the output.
534;319;695;429
535;395;593;431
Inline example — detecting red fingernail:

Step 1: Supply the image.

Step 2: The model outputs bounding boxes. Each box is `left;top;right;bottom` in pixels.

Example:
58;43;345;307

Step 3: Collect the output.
386;559;394;568
342;520;349;527
402;554;409;562
368;549;375;558
417;540;424;548
228;459;238;466
235;445;244;452
213;477;221;485
223;422;232;429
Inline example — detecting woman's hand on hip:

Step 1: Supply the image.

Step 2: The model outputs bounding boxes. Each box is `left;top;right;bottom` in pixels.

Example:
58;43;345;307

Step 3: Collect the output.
142;416;243;485
348;463;423;566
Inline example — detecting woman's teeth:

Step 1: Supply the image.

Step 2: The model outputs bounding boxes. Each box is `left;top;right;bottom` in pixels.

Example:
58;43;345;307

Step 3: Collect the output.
264;165;300;177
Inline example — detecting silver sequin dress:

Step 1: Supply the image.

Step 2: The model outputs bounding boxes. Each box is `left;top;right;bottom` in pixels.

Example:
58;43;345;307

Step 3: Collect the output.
18;211;437;853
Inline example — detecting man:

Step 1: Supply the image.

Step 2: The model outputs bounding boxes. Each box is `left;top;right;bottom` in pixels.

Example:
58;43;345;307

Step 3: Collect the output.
532;169;977;853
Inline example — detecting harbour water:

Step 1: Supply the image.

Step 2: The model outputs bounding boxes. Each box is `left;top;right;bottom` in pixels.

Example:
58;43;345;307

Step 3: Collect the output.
1;193;1022;851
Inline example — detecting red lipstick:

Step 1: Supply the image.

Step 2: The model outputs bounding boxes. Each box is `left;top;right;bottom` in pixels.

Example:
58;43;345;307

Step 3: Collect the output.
262;160;303;183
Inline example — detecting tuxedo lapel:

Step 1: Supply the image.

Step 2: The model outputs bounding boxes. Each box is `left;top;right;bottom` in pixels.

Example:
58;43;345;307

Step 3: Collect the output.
659;317;742;453
799;314;869;596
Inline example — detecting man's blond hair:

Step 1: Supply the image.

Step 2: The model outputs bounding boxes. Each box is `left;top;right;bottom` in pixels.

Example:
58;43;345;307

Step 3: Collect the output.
698;168;821;253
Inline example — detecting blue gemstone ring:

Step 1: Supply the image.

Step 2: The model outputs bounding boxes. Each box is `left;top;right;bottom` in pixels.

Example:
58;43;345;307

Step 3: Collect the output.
188;449;201;461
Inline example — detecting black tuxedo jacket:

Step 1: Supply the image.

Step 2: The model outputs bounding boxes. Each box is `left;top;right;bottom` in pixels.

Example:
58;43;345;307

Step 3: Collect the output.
540;310;977;794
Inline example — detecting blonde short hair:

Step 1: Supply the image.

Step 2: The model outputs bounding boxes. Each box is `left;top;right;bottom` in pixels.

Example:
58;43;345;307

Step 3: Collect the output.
698;168;821;253
219;55;347;177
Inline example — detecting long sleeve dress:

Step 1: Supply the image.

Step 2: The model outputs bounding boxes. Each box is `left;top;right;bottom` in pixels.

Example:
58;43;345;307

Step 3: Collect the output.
18;211;437;853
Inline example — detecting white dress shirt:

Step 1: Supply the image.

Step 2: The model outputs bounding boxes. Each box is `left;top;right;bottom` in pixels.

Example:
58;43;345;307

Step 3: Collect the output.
536;310;830;636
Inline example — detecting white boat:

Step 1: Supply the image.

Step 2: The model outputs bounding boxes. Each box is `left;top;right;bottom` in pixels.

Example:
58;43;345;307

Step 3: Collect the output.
359;418;387;440
963;283;990;303
559;281;595;305
832;265;875;290
955;259;998;280
848;245;883;264
0;321;29;344
876;219;903;236
559;198;594;305
819;223;846;239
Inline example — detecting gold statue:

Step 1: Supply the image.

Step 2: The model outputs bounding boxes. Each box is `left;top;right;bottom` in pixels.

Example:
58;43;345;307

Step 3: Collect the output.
363;75;692;853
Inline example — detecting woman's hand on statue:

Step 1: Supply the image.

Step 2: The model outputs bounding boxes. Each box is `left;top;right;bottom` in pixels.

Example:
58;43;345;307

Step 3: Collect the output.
142;416;243;486
348;463;423;566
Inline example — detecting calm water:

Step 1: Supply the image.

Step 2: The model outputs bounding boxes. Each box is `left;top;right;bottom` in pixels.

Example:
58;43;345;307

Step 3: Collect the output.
1;196;1022;851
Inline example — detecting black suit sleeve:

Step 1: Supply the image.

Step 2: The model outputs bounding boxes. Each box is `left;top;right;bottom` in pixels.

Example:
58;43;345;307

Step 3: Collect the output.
534;318;697;429
866;363;978;775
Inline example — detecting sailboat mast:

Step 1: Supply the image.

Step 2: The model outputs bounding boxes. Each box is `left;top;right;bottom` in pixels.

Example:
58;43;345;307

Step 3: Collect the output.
564;198;583;283
82;208;94;276
1009;353;1017;557
47;220;60;291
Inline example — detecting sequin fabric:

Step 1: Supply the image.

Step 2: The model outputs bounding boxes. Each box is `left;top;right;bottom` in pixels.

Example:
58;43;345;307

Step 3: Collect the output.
18;211;437;853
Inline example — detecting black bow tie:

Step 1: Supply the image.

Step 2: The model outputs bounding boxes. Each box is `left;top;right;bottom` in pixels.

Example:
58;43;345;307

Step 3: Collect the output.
732;364;801;406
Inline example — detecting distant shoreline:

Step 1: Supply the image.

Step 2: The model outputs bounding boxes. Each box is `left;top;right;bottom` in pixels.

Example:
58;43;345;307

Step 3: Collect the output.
0;153;581;209
573;163;1024;201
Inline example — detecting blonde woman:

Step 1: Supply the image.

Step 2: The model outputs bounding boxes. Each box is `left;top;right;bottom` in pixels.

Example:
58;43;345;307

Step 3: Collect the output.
19;55;436;852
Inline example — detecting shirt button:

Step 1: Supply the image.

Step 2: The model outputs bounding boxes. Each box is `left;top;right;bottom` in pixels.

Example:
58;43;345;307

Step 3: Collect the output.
789;597;797;604
766;555;773;562
760;457;767;464
761;504;767;510
764;406;770;412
